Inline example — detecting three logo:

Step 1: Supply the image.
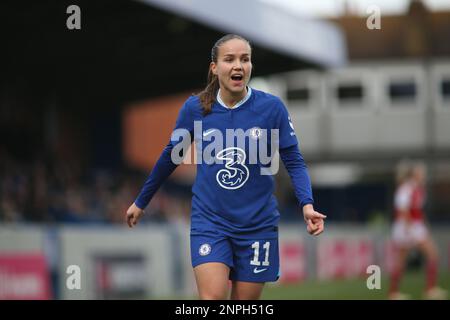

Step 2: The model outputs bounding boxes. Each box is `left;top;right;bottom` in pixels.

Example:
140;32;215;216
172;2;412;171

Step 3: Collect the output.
202;127;262;190
216;147;249;190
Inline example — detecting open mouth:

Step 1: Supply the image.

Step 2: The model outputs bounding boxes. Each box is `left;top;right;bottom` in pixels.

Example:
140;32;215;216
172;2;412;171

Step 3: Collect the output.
231;74;243;81
230;74;244;87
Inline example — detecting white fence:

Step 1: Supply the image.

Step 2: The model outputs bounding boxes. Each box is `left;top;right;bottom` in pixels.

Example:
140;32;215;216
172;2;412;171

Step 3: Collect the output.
1;223;449;299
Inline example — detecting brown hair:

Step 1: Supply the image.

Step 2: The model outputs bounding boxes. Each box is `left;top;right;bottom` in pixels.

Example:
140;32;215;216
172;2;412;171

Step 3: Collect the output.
395;159;426;185
196;34;251;115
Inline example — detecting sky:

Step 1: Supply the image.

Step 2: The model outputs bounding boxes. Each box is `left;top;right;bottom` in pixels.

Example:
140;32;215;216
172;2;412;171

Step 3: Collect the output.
260;0;450;17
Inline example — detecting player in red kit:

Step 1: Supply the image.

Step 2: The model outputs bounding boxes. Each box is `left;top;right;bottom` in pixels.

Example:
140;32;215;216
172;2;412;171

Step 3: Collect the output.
389;161;447;300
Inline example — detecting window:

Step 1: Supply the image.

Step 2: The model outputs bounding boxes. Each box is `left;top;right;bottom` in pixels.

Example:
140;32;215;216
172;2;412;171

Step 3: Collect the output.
337;84;364;102
441;78;450;100
287;87;310;103
388;81;416;102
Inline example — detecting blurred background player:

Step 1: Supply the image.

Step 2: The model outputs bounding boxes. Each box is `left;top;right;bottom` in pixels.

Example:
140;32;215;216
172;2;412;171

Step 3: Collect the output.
389;160;448;300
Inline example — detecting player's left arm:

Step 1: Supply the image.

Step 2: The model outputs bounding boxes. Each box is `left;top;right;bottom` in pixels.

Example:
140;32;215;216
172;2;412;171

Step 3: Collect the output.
302;204;326;236
279;145;326;236
275;97;326;236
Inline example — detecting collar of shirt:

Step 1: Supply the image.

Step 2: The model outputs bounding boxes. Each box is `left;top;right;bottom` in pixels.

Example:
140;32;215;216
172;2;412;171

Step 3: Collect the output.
217;87;252;110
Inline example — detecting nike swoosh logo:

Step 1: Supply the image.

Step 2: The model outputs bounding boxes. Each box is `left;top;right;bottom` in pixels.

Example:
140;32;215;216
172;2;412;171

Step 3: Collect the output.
203;129;217;137
253;267;267;274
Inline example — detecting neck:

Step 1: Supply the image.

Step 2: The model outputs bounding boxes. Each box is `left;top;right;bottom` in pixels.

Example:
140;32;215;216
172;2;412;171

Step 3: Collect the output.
219;87;247;108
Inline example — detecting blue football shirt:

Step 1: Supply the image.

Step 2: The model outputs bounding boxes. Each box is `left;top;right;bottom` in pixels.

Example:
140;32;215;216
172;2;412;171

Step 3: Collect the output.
169;88;303;239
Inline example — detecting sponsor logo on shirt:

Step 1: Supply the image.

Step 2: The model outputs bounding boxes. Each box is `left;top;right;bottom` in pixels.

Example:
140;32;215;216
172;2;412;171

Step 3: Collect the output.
216;147;249;190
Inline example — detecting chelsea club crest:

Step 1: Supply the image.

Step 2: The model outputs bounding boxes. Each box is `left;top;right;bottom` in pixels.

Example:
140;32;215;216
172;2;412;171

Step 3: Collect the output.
199;243;211;256
250;127;262;140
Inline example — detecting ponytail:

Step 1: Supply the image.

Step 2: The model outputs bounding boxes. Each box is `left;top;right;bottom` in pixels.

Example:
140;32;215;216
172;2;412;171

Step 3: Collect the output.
197;69;220;116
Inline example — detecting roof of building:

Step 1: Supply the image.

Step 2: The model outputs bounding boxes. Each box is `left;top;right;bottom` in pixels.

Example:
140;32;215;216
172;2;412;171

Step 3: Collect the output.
1;0;347;110
139;0;347;68
329;0;450;60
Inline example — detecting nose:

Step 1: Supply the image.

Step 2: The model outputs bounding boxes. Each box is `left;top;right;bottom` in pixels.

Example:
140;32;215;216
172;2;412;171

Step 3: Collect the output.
233;60;243;70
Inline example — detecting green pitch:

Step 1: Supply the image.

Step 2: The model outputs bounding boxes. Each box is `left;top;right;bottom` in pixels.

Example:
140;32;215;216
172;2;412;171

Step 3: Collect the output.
156;271;449;300
260;271;450;300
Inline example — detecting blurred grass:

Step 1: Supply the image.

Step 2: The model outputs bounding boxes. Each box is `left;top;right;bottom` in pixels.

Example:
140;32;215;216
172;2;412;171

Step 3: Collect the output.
157;271;449;300
261;270;450;300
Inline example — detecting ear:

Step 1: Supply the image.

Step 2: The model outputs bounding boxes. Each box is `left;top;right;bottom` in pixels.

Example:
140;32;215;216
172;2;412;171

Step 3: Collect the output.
210;62;217;76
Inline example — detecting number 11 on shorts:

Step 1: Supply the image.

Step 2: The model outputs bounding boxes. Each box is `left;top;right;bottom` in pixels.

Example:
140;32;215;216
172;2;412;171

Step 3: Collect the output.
250;241;270;266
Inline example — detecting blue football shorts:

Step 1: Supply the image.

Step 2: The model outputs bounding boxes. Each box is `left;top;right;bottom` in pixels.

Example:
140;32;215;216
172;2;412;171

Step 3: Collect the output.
190;230;280;282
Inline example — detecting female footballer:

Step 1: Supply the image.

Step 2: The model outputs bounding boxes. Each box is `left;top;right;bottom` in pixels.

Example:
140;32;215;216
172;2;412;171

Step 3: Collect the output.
126;34;326;300
389;161;447;300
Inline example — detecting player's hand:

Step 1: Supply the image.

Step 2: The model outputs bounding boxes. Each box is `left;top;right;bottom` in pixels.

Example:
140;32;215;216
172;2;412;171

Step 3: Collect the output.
303;204;326;236
126;202;144;228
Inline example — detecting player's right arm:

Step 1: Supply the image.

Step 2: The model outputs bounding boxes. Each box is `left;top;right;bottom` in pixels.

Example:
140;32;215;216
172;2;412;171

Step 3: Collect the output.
126;202;144;228
126;99;195;228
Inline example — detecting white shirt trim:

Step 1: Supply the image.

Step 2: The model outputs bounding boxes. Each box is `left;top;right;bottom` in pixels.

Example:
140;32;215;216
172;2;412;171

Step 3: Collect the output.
217;87;252;109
